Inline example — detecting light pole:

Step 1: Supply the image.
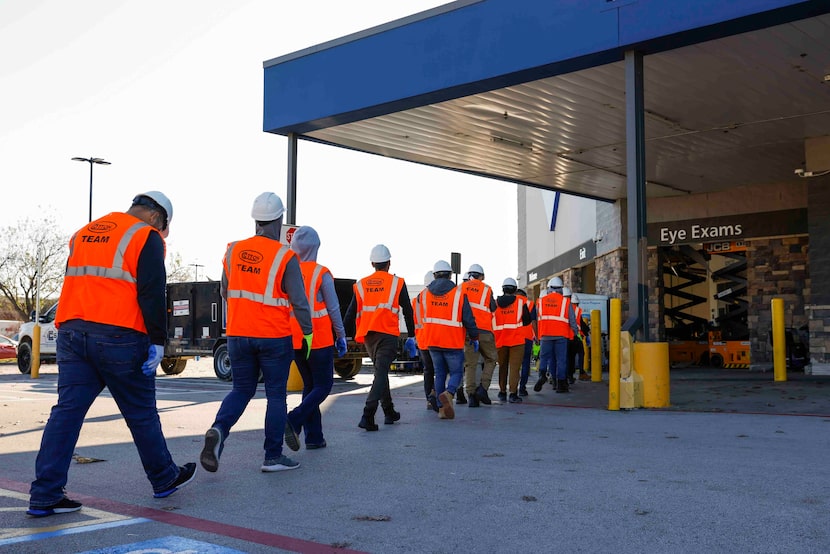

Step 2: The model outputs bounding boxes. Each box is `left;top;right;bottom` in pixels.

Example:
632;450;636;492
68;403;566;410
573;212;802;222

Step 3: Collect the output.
71;157;111;222
189;263;204;282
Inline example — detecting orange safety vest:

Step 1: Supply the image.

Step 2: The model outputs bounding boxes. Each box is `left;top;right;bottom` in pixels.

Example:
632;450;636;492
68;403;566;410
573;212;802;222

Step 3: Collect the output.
421;286;465;349
537;291;572;339
224;235;295;338
353;271;404;342
56;212;161;334
573;306;584;339
522;302;536;341
461;279;494;332
290;261;335;349
493;296;529;348
412;288;430;349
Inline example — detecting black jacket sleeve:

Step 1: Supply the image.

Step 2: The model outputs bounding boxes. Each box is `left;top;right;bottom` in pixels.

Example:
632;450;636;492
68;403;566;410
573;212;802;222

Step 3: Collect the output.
136;230;167;345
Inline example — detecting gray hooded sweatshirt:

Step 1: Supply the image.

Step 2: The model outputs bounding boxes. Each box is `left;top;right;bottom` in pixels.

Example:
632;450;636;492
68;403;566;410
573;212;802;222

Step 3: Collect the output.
290;226;346;342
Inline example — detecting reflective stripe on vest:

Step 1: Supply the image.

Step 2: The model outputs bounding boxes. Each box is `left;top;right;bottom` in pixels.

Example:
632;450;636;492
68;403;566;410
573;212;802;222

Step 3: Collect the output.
355;275;401;316
493;296;527;347
354;272;403;341
462;280;493;331
290;261;334;349
225;242;292;308
63;221;148;283
537;293;571;337
422;286;465;349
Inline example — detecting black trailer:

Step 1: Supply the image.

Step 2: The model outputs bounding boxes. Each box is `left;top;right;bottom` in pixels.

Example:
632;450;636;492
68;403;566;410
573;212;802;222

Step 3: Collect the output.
164;281;229;379
164;279;371;381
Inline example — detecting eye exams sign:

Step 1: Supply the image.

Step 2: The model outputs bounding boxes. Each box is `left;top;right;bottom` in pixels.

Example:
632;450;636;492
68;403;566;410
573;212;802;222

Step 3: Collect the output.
648;209;807;247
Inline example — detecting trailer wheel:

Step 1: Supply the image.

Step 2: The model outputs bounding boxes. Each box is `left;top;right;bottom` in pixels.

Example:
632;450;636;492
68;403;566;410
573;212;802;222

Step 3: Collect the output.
213;343;232;381
710;353;724;368
334;358;362;380
17;341;32;374
160;357;187;375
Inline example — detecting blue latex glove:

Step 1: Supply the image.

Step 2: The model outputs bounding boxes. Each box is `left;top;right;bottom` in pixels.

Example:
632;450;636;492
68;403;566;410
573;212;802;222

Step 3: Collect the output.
473;339;480;352
404;337;417;358
302;333;313;360
141;344;164;377
335;337;348;358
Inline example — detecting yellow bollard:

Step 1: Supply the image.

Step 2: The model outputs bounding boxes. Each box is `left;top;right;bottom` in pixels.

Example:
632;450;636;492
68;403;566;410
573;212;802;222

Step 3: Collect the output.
287;360;304;392
608;298;621;411
31;324;41;379
771;298;787;382
590;309;602;382
635;342;670;407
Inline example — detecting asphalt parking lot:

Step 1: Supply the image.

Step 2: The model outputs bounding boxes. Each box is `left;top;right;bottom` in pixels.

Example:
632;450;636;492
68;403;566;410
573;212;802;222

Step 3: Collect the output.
1;358;829;553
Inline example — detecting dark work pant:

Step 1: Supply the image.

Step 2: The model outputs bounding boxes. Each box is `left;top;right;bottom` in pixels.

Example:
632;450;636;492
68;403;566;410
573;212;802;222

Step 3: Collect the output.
363;332;398;413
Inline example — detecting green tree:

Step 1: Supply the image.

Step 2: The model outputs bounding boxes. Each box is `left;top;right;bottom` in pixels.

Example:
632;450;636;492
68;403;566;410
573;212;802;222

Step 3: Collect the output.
0;211;68;320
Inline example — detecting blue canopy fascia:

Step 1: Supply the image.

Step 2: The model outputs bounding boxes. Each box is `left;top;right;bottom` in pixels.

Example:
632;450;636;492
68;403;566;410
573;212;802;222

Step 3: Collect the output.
263;0;822;135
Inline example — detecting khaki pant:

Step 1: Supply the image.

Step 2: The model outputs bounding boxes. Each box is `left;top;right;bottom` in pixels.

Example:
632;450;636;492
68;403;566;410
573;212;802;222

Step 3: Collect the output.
497;343;525;394
463;331;497;392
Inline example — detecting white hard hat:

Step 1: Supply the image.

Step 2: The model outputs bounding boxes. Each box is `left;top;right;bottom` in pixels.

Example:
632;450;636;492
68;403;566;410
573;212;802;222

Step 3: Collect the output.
370;244;392;263
571;292;580;304
468;264;484;277
548;276;564;289
433;260;452;274
134;191;173;228
502;277;518;288
562;286;572;297
424;270;434;287
251;192;285;221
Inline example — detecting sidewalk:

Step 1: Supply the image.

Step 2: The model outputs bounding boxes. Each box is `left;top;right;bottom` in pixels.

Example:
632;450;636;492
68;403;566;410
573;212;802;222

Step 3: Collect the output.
1;361;829;553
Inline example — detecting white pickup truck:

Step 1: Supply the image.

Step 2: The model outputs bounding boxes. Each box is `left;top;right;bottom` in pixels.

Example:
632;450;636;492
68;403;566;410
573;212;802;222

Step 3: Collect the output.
16;303;59;374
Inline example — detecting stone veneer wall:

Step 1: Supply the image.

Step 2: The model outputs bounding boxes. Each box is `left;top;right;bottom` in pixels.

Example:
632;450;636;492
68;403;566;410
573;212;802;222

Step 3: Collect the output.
746;236;809;368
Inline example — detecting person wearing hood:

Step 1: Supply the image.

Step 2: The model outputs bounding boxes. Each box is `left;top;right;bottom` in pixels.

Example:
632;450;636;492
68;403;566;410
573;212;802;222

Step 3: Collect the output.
413;269;439;412
421;260;479;419
493;278;533;403
200;192;313;474
283;226;348;452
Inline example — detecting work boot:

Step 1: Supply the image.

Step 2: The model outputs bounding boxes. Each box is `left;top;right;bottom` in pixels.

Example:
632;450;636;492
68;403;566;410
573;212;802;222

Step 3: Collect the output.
555;379;570;394
456;387;467;405
497;391;507;402
427;393;439;413
358;407;379;431
508;393;523;403
468;391;480;407
579;372;590;381
475;384;492;405
519;387;529;396
382;404;401;425
438;391;455;419
533;374;547;392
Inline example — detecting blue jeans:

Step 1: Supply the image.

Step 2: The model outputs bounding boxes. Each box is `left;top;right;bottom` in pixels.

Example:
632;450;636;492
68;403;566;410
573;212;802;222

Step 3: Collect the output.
539;338;569;381
520;338;533;389
212;336;293;460
288;346;334;446
429;348;464;404
30;324;179;506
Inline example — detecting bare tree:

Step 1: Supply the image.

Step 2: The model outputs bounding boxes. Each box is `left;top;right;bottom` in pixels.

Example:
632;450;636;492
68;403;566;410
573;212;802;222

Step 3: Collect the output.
0;212;68;320
166;251;195;283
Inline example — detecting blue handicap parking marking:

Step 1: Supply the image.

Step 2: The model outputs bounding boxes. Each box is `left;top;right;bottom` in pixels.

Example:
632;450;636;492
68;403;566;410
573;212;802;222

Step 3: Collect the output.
80;536;246;553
